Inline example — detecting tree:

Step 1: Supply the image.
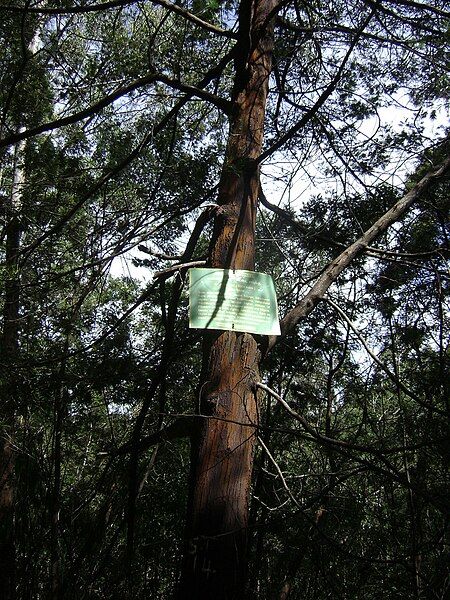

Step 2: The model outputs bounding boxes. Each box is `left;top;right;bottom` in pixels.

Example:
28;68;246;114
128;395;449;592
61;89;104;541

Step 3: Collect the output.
0;1;449;599
177;3;277;596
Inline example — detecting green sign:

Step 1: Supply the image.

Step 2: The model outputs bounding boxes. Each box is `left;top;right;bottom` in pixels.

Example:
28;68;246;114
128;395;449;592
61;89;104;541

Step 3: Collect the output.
189;268;281;336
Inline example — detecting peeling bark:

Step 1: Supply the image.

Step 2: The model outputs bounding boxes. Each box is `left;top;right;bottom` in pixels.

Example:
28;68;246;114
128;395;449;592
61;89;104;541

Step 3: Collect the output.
178;2;277;598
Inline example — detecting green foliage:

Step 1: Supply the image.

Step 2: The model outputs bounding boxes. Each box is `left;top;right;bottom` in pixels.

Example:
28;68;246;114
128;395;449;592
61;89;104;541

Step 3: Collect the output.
0;0;448;598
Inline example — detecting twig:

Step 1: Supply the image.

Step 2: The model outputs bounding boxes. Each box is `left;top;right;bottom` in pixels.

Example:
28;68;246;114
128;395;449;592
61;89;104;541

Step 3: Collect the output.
258;436;301;508
324;296;445;415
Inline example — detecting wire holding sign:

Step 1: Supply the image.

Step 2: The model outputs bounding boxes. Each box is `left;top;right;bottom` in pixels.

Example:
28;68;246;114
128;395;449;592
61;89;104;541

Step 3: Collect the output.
188;268;281;336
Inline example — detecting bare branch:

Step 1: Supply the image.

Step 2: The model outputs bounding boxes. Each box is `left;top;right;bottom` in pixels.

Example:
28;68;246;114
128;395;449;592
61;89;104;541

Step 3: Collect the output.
259;186;343;249
363;0;448;35
266;147;450;352
138;245;182;261
324;297;444;415
19;49;234;259
150;0;237;38
1;0;138;14
383;0;450;18
255;382;448;513
110;417;194;456
256;382;361;450
258;9;375;163
258;436;301;508
276;17;443;61
156;73;232;114
153;260;206;280
1;72;157;148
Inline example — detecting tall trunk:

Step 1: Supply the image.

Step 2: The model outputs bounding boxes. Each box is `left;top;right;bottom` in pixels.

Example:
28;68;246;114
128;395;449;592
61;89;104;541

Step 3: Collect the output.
1;21;41;596
50;368;65;600
178;2;277;598
389;317;422;600
0;132;26;600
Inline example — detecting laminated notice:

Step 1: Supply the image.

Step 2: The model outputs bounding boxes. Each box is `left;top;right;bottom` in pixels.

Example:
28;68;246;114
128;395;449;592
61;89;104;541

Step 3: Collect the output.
189;268;281;336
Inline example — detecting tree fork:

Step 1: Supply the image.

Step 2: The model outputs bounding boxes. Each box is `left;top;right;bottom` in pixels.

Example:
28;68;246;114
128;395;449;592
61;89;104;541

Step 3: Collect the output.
177;1;277;598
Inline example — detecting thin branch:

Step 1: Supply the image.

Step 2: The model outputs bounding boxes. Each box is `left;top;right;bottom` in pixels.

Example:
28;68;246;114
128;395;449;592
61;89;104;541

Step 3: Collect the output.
1;73;157;148
363;0;447;35
382;0;450;18
276;17;442;60
258;8;375;163
1;0;238;37
137;245;182;261
150;0;237;38
101;409;448;456
256;382;361;450
266;147;450;352
257;436;301;508
259;185;344;249
1;0;138;14
109;417;194;456
156;73;232;113
68;207;215;360
324;297;443;415
0;72;231;149
365;245;449;259
153;260;206;280
19;48;235;260
255;383;447;513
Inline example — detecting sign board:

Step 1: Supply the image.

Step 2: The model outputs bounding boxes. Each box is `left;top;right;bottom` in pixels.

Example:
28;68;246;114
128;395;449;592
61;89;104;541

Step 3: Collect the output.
189;268;281;336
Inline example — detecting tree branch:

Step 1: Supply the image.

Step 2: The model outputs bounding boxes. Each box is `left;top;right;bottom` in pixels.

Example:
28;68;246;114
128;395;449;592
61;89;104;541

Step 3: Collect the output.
1;0;137;14
276;17;441;59
0;72;231;149
138;245;182;261
110;417;194;456
324;297;445;415
150;0;237;38
383;0;450;18
259;185;344;249
256;382;362;450
156;73;232;114
266;147;450;352
258;436;301;508
0;73;155;148
19;48;235;260
1;0;238;37
153;260;206;280
258;8;375;163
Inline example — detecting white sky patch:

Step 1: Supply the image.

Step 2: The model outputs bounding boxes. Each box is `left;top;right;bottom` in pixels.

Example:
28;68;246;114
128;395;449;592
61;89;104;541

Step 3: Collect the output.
261;90;449;215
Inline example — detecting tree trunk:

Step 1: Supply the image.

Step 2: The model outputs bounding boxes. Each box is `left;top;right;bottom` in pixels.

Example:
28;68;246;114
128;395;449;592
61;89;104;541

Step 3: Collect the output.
178;1;277;598
0;132;26;600
1;23;41;596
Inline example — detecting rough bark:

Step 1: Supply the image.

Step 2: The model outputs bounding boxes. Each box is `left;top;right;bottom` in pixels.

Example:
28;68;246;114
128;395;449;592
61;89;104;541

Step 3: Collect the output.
177;2;277;598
